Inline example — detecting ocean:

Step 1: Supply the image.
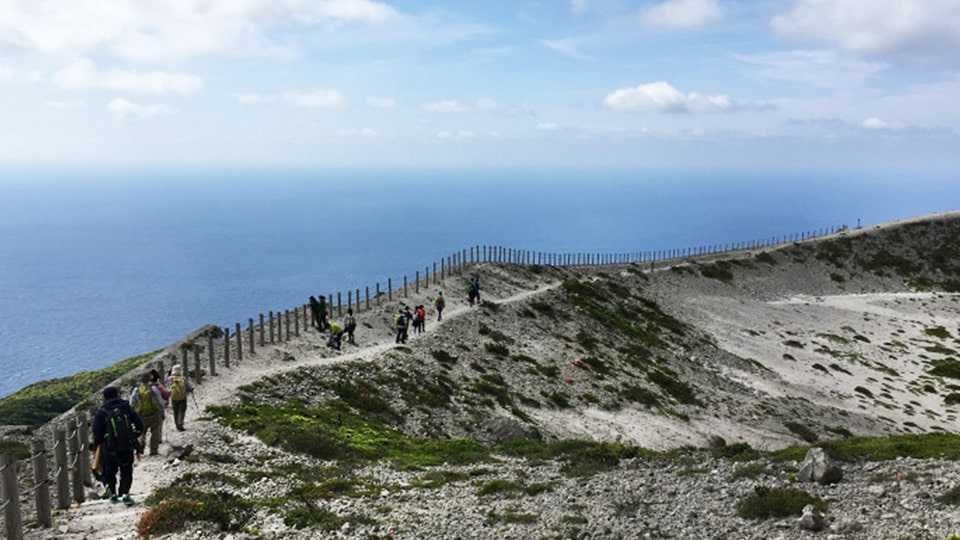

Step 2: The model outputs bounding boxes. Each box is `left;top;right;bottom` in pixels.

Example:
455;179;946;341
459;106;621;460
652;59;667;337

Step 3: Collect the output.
0;167;957;398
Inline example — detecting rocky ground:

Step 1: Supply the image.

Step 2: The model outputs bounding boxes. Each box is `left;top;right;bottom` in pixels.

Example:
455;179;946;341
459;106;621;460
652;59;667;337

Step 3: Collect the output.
6;211;960;539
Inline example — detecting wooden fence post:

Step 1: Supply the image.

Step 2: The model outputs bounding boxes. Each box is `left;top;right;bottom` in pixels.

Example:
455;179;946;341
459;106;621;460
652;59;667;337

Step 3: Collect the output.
376;283;381;305
249;318;255;355
1;454;23;540
355;289;360;312
416;271;420;293
259;314;265;345
294;307;300;337
77;411;92;487
67;418;84;504
337;292;342;317
224;327;231;368
181;347;189;376
32;439;51;528
269;312;275;344
366;286;370;309
388;278;393;301
404;276;408;297
285;311;291;341
208;334;216;376
193;347;202;384
54;428;69;509
441;259;445;280
235;322;243;363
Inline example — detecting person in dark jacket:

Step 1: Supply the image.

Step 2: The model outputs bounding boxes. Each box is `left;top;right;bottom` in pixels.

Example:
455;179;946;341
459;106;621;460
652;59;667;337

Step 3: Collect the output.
92;386;144;506
309;296;322;330
318;296;329;331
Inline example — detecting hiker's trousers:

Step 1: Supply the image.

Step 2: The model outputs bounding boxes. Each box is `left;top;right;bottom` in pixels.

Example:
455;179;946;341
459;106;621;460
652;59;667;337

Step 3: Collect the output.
140;414;163;455
172;399;188;430
103;451;134;496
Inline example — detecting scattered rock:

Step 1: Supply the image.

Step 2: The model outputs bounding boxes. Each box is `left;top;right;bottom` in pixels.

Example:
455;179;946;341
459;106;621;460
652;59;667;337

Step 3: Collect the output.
798;447;843;485
798;504;826;531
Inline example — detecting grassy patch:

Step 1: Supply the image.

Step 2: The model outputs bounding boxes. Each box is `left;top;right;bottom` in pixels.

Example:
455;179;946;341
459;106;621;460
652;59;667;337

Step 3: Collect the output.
736;486;826;520
772;433;960;462
498;439;655;478
0;439;30;460
784;422;819;443
0;350;156;426
925;326;954;340
930;359;960;379
755;252;777;265
139;486;255;537
431;350;458;366
618;385;661;407
647;369;701;406
731;462;768;480
700;262;735;283
210;401;487;470
484;343;511;357
710;442;761;462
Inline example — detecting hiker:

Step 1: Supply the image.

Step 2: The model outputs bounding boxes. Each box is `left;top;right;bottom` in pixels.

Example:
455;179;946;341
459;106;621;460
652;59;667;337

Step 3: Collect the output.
403;306;413;341
149;368;170;409
344;308;357;345
413;305;426;334
165;365;193;432
328;319;345;351
130;372;165;456
435;291;446;321
394;309;406;344
309;295;322;330
471;277;481;305
92;386;143;505
318;296;329;331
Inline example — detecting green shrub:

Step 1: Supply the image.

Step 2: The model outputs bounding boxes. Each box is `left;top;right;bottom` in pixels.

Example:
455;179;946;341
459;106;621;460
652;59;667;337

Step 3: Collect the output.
735;486;826;520
647;369;701;406
0;350;156;426
485;343;510;356
731;462;767;480
431;350;458;365
0;439;30;460
477;479;524;496
619;385;660;407
926;326;953;340
772;433;960;462
938;486;960;506
930;359;960;379
784;422;819;443
711;442;761;462
139;487;255;537
700;263;734;283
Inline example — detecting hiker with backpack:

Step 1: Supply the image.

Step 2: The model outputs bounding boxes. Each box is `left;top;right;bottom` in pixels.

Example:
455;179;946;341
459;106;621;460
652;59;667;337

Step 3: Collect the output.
150;368;170;408
470;277;481;305
130;372;165;456
328;319;345;351
92;386;143;506
435;291;446;321
165;365;193;431
414;305;426;334
309;296;322;330
344;309;357;345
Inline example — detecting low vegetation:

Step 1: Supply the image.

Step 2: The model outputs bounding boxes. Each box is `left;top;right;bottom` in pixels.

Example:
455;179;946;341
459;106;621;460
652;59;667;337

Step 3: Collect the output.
735;486;826;519
0;350;156;426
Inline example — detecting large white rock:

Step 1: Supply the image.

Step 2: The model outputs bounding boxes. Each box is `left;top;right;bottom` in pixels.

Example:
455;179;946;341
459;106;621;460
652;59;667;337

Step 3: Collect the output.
797;447;843;485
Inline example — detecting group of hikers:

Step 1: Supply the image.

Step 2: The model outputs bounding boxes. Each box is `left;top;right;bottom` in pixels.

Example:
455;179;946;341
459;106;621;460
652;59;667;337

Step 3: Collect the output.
89;364;193;505
84;277;483;506
308;295;357;351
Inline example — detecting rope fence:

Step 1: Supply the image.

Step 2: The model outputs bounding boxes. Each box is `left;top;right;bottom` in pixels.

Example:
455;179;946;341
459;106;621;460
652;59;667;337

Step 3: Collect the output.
0;221;851;538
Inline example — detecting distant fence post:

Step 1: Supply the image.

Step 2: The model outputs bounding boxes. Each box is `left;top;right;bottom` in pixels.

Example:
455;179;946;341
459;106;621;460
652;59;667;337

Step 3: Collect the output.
376;283;381;305
77;411;92;487
32;439;51;528
294;307;300;337
181;347;189;376
404;276;408;297
1;454;23;540
67;418;84;504
208;333;216;376
54;428;69;509
441;259;445;280
235;322;243;363
259;314;265;345
193;347;202;384
416;271;420;293
388;278;393;301
337;292;342;317
248;318;255;356
285;310;291;341
355;289;360;312
366;286;370;309
433;262;438;283
269;312;275;344
224;326;231;368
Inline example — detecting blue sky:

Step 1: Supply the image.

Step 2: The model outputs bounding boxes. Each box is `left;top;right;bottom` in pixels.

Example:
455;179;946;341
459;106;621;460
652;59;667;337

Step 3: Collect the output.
0;0;958;172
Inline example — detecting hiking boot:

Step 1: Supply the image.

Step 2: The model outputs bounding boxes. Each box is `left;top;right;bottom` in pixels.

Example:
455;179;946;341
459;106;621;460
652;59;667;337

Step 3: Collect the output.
100;490;115;500
122;495;135;507
110;495;120;504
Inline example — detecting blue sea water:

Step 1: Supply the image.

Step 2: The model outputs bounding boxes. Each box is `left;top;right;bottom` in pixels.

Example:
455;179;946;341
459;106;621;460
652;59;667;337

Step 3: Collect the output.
0;167;957;398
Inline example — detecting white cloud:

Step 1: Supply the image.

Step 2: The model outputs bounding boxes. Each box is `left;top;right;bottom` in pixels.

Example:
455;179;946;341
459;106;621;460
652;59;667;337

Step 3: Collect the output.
0;0;398;60
366;96;396;109
861;117;889;130
53;58;203;94
537;122;560;131
337;127;378;137
571;0;589;14
541;39;593;61
107;98;175;118
640;0;723;29
475;97;497;110
423;100;469;113
234;90;344;108
283;89;344;109
604;81;738;113
772;0;960;66
735;50;887;88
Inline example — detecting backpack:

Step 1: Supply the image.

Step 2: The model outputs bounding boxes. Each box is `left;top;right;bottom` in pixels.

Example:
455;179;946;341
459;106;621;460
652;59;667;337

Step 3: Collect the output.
103;406;140;454
135;384;158;417
170;376;187;401
436;296;445;309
